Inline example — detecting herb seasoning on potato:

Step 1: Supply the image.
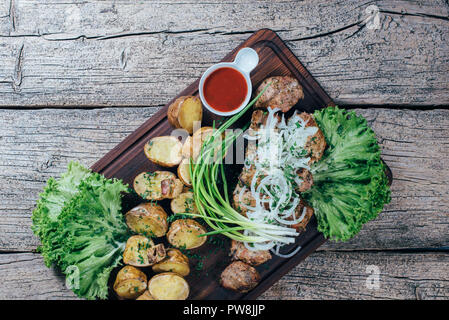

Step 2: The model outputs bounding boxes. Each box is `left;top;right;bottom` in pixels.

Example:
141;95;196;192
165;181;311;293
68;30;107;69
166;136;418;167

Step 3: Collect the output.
167;219;207;249
125;203;168;238
114;266;148;299
123;235;166;267
152;248;190;277
134;171;183;201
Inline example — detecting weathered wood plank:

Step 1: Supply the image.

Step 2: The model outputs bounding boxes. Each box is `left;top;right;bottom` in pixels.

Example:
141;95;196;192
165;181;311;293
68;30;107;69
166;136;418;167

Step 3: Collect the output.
0;0;448;106
0;253;77;300
322;109;449;251
0;108;448;252
1;251;447;299
259;251;449;300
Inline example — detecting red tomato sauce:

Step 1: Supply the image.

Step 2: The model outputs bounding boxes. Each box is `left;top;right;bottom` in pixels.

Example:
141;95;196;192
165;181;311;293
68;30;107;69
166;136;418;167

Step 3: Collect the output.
203;67;248;112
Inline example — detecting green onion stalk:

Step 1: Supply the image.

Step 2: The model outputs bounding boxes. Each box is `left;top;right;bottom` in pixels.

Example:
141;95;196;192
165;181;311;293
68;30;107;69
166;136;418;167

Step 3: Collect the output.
187;85;298;244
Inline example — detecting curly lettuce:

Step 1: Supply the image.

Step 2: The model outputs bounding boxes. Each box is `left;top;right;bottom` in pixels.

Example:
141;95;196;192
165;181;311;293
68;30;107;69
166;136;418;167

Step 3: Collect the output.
303;107;391;241
32;162;92;266
31;162;130;299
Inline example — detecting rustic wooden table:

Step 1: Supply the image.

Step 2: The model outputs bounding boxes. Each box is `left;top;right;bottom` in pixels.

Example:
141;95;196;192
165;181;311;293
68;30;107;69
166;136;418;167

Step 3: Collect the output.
0;0;448;300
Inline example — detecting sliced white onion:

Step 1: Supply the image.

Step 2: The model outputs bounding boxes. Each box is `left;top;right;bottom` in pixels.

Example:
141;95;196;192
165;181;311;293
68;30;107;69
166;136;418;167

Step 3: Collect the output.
271;244;302;258
241;109;319;256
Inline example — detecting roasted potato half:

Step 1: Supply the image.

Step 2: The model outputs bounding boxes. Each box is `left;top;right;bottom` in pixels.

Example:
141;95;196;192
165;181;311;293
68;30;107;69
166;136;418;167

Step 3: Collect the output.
191;126;220;161
123;235;166;267
144;136;183;167
167;96;184;128
136;290;155;300
182;136;193;159
134;171;183;200
170;191;198;215
168;96;203;134
152;248;190;276
148;272;190;300
189;126;228;162
125;203;168;238
177;158;192;187
167;219;207;249
113;265;147;299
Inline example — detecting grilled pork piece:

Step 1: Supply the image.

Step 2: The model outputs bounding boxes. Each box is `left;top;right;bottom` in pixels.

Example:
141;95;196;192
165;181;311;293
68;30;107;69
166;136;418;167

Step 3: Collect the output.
289;199;315;232
298;112;327;164
230;240;271;266
220;261;260;293
248;109;281;134
254;76;304;113
232;182;256;217
296;168;313;192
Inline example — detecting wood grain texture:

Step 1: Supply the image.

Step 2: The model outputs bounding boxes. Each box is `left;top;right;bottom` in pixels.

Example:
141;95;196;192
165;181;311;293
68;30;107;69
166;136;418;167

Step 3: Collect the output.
0;1;448;300
259;251;449;300
322;108;449;251
1;251;447;300
0;253;77;300
0;108;447;252
0;0;448;107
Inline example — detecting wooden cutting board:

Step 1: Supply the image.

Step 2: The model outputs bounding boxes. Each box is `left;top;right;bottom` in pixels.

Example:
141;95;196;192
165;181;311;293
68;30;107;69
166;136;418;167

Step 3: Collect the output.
92;29;391;300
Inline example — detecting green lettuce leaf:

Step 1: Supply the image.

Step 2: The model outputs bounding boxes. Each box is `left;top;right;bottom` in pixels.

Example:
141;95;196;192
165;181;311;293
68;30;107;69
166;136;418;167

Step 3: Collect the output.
54;174;130;299
304;107;391;241
31;162;130;300
32;161;91;266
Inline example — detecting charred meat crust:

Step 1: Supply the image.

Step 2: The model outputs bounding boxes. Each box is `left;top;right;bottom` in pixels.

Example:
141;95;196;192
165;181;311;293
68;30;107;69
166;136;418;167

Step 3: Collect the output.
248;109;281;134
254;76;304;113
296;168;313;192
230;240;271;266
298;112;327;164
220;261;261;293
232;182;255;217
288;199;315;232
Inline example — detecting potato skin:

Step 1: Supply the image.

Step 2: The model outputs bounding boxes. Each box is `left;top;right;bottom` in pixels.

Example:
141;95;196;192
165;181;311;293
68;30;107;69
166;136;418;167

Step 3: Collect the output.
166;219;207;249
230;240;272;266
177;158;192;187
167;96;203;134
170;191;198;215
148;272;190;300
254;76;304;113
134;171;183;201
136;290;155;300
125;203;168;238
191;126;226;161
123;235;155;267
220;261;260;293
181;136;193;159
178;96;203;134
144;136;183;167
152;248;190;277
167;96;188;129
113;265;147;299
